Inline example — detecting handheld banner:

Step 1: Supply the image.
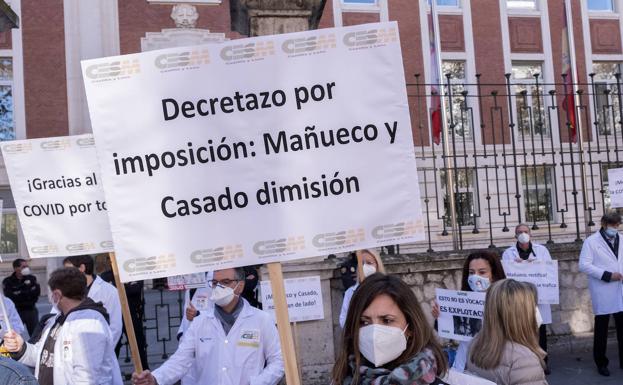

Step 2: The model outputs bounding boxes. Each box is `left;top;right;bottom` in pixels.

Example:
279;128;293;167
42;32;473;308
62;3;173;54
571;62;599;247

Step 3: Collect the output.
81;21;424;282
167;273;208;290
1;135;113;257
260;276;324;323
435;289;485;342
502;260;559;304
607;168;623;208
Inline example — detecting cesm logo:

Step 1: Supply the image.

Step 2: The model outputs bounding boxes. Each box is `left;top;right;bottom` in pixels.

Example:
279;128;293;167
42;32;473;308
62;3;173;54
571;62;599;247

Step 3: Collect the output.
312;228;365;249
282;34;336;55
66;242;95;253
190;244;243;265
154;50;210;71
372;221;420;240
123;254;176;274
220;41;275;63
85;59;140;81
2;142;32;154
99;240;114;250
76;137;95;148
40;138;71;151
253;236;305;257
31;245;59;255
343;28;397;48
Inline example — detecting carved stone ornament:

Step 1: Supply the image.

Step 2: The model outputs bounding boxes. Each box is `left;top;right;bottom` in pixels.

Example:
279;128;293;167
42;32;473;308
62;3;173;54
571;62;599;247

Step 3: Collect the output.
171;3;199;28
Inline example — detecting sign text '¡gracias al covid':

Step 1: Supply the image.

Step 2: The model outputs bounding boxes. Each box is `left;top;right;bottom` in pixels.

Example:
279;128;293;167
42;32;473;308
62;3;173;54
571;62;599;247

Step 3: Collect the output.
161;81;336;121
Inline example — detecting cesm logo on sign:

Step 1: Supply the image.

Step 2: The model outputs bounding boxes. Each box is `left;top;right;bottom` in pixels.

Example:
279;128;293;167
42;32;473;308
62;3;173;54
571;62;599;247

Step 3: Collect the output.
190;244;243;265
343;28;397;48
253;236;305;257
281;34;336;55
312;228;365;249
85;59;140;81
220;41;275;62
123;254;176;274
154;50;210;70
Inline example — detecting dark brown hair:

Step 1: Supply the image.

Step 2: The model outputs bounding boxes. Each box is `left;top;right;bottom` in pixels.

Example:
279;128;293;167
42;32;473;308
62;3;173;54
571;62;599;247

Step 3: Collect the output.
48;267;87;300
460;251;506;291
63;254;95;275
331;273;448;384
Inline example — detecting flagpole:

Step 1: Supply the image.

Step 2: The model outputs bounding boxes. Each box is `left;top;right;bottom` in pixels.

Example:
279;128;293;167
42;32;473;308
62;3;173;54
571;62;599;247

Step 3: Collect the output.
431;1;459;249
565;0;590;235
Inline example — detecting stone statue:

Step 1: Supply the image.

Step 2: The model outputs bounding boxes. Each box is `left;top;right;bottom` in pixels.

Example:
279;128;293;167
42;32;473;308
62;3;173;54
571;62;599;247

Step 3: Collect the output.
171;4;199;29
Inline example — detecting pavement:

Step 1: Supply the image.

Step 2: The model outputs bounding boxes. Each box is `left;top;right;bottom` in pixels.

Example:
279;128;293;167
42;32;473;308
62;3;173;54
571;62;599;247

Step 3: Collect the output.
546;345;622;384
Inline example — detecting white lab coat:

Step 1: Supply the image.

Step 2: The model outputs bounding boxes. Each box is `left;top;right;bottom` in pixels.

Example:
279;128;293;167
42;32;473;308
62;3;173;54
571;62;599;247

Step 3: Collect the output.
177;285;213;385
88;276;122;344
153;299;284;385
452;340;471;372
0;297;25;336
579;230;623;315
19;308;123;385
502;242;553;324
339;283;358;328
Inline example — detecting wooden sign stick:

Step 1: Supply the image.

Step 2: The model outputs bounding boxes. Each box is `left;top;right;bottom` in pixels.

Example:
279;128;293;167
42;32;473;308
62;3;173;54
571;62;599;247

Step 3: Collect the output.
267;262;301;385
109;252;143;373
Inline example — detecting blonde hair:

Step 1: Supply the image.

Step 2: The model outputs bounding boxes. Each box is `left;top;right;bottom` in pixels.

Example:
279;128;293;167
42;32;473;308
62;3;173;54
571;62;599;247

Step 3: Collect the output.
356;249;385;283
469;279;546;369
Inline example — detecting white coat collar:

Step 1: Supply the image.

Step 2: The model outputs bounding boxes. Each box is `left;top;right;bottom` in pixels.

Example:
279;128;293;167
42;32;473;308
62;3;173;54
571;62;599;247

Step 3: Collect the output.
206;297;253;320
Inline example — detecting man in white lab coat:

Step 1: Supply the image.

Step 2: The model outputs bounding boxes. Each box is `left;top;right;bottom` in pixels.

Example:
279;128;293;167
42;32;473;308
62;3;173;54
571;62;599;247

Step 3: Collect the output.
62;255;122;345
132;267;284;385
502;223;553;373
579;212;623;377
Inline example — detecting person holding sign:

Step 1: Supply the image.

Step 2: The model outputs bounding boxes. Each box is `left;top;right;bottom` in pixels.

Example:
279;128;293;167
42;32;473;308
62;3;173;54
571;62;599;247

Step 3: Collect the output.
62;255;123;346
431;251;506;372
502;223;553;374
3;267;123;385
467;279;547;385
339;249;386;328
332;273;448;385
579;212;623;377
131;267;284;385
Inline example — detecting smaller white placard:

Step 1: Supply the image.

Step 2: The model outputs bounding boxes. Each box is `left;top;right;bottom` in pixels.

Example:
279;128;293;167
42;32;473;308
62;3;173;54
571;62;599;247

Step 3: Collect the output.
436;289;485;342
608;168;623;208
260;276;324;323
502;260;559;304
167;273;208;290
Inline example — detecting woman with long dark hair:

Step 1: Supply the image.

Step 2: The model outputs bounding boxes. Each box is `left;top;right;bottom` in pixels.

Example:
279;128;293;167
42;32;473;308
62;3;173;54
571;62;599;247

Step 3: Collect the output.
332;274;448;385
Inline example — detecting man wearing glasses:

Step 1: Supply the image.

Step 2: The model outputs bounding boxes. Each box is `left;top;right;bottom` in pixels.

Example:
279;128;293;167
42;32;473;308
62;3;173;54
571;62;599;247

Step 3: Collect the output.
131;267;284;385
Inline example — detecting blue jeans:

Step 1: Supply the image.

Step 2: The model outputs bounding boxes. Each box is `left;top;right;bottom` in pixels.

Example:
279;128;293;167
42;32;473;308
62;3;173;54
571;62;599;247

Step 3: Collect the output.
0;357;39;385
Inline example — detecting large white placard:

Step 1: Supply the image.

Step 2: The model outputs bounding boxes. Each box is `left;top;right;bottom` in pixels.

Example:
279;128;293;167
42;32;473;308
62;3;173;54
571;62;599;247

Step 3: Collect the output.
1;135;113;257
608;168;623;208
81;21;424;282
435;289;485;342
260;276;323;323
502;260;559;304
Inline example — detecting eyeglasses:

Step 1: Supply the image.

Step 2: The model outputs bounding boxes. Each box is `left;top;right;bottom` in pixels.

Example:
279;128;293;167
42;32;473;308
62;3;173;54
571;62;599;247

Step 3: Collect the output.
207;279;239;289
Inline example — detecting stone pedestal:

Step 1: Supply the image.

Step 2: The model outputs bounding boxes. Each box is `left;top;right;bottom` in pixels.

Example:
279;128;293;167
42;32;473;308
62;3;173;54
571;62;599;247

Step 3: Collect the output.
230;0;326;36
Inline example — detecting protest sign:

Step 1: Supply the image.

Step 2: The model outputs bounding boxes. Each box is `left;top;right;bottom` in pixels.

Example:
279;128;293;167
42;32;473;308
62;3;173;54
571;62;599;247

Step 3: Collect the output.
608;168;623;208
502;260;559;304
81;21;424;283
260;276;324;322
435;289;485;342
167;273;208;290
1;135;113;258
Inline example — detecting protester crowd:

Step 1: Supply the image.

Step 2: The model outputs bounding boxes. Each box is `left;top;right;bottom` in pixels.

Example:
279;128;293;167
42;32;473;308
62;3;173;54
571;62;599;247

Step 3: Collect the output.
0;213;622;384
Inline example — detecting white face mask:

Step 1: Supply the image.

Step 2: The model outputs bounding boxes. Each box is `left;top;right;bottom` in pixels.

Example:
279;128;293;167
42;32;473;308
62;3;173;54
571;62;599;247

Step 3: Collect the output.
362;263;377;278
467;274;490;292
20;267;31;276
358;324;408;367
535;306;543;328
210;283;238;307
48;291;60;313
517;232;530;244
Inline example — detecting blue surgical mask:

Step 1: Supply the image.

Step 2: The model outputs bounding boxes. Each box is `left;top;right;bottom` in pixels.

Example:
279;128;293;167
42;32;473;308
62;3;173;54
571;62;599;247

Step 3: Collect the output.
605;227;618;238
467;274;490;292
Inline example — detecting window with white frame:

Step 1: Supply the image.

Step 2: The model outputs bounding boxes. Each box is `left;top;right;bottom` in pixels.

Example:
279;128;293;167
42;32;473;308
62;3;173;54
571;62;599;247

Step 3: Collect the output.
0;189;19;256
588;0;615;11
521;166;555;222
442;60;471;138
507;0;537;10
0;57;15;141
440;168;478;227
592;62;622;136
427;0;460;6
511;62;550;137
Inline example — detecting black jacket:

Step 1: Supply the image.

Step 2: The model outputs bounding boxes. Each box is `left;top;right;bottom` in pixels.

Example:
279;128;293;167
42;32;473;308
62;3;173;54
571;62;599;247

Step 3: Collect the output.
2;273;40;310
